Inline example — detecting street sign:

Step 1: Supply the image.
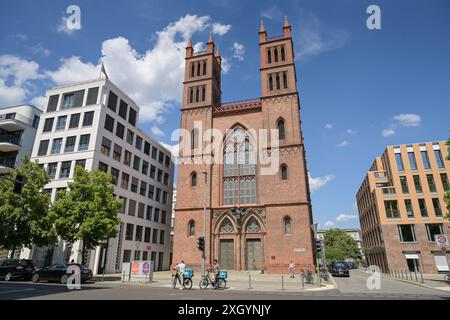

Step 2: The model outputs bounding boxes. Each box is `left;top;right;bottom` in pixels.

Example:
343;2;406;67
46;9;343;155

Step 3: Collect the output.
435;234;448;246
440;246;448;254
294;247;306;253
146;245;152;251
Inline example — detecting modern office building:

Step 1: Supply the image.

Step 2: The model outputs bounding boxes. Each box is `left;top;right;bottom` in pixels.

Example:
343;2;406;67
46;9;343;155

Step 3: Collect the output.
20;78;174;274
356;141;449;274
172;18;315;272
0;104;41;174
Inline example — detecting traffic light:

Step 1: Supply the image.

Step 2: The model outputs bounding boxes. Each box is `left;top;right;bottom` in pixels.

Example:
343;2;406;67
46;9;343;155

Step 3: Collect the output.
315;239;322;253
197;236;205;252
13;175;25;194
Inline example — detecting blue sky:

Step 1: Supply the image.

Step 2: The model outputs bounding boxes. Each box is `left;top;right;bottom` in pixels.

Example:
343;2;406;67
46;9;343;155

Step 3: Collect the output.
1;0;449;229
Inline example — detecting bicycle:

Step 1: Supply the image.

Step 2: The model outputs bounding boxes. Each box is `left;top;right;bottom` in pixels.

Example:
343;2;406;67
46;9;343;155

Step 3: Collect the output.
303;270;314;285
199;270;226;290
172;271;193;290
320;267;329;281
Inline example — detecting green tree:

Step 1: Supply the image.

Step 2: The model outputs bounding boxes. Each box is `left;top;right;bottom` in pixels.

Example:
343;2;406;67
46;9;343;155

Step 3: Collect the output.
0;157;56;257
51;166;122;264
323;229;361;262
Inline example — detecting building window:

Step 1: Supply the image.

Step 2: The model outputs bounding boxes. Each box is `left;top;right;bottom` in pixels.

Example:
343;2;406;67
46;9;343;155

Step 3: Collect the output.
126;129;134;145
408;151;417;170
162;191;168;204
159;230;165;245
62;93;74;109
125;223;134;240
128;199;136;216
395;153;404;171
75;159;86;169
165;155;170;168
111;167;119;185
267;49;271;63
426;223;444;241
432;198;442;217
151;146;158;160
123;150;131;166
399;176;409;194
86;87;99;105
274;48;278;62
59;161;71;178
188;220;195;237
51;138;63;154
128;108;137;126
140;181;147;196
137;203;145;219
113;144;122;162
47;94;59;112
150;165;156;179
191;128;199;149
119;100;128;119
146;206;153;220
144;227;151;243
32;116;40;128
276;74;280;90
107;91;118;112
405;199;414;218
56;116;67;131
281;47;286;61
133;155;141;171
440;173;449;192
189;88;193;103
142;160;149;175
434;149;445;168
418;199;428;217
82;111;94;127
101;137;111;156
64;136;76;153
47;163;57;179
398;224;416;243
421;150;431;169
163;172;169;185
153;208;160;222
134;250;141;261
277;118;286;140
148;185;154;199
152;229;158;244
104;114;114;132
284;216;292;234
280;164;288;180
426;174;437;193
161;210;166;224
269;75;273;91
157;169;163;183
43;118;54;132
135;136;143;150
131;177;139;193
223;127;256;205
78;134;90;151
190;63;195;77
68;113;80;129
283;73;288;89
413;175;423;193
37;140;49;156
116;122;125;139
384;200;399;219
144;142;151;155
191;172;197;187
155;188;161;202
98;162;108;173
158;151;164;164
123;250;131;263
121;172;129;189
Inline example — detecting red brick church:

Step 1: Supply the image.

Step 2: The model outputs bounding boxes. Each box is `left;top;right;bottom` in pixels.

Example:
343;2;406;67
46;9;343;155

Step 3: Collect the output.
172;17;315;273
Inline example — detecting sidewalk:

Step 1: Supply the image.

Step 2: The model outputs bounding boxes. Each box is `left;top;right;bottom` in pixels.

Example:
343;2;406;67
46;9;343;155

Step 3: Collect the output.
366;270;450;292
94;270;336;292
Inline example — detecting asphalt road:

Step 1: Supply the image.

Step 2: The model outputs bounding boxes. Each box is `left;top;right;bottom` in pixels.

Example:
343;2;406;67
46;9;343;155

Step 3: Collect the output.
0;270;449;300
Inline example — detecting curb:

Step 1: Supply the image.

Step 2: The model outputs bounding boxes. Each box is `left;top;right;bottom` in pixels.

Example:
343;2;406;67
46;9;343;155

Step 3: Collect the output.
375;272;450;293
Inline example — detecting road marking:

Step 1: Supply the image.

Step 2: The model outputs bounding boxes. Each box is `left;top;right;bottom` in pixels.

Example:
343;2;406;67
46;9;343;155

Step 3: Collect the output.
0;288;35;295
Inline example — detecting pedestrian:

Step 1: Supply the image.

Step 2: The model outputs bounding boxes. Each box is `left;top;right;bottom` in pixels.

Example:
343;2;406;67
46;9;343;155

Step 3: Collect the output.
289;260;296;278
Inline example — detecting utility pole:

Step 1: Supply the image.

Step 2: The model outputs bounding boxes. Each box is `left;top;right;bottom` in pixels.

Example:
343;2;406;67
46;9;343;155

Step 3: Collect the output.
202;171;208;278
311;223;321;287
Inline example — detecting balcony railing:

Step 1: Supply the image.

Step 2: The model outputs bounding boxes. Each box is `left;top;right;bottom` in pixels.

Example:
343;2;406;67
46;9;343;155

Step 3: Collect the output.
0;134;21;146
0;158;16;168
380;186;396;196
373;170;388;179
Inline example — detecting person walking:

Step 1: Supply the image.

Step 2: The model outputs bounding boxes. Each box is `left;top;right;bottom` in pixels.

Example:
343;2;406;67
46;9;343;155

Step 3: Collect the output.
289;260;296;278
173;260;186;290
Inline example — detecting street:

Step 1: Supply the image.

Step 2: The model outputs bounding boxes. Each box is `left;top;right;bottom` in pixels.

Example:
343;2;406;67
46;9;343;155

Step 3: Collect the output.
0;270;449;300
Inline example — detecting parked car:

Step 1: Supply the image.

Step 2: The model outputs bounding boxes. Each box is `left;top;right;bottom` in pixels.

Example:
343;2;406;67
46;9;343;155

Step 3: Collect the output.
345;261;358;269
330;261;350;277
0;259;35;281
31;263;93;284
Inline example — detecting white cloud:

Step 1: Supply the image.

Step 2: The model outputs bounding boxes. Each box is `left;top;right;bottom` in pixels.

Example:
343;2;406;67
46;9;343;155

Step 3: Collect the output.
260;5;282;20
382;128;395;137
27;43;51;57
297;13;349;61
151;126;165;137
0;55;41;106
211;23;231;36
336;140;351;147
309;174;335;192
393;114;422;127
346;128;357;135
232;42;245;61
30;96;47;110
336;214;358;222
323;220;335;229
324;123;333;129
45;56;98;84
221;57;231;74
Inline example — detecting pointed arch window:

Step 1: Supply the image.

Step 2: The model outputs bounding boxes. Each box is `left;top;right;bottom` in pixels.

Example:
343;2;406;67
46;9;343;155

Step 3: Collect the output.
277;118;286;140
246;218;261;232
188;220;195;236
191;171;197;187
281;164;288;180
223;127;256;205
283;73;288;89
267;49;272;63
203;61;207;75
191;128;199;149
274;48;279;62
202;86;206;102
220;218;234;233
191;63;195;77
195;87;200;102
269;75;273;91
189;88;194;103
284;216;292;234
281;47;286;61
196;63;201;76
276;75;280;90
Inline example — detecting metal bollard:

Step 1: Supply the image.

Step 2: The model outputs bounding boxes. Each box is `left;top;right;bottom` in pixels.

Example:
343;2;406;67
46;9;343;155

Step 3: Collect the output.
301;273;305;289
282;275;285;291
414;270;418;282
121;270;125;282
248;273;253;289
400;270;404;279
419;269;424;283
409;270;412;281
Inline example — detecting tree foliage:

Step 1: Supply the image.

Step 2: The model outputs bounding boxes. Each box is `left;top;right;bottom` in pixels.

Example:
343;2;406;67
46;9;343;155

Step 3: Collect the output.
323;229;361;261
51;166;122;263
0;157;56;254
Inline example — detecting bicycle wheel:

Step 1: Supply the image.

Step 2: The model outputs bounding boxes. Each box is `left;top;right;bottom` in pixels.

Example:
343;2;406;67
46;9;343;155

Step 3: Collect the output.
199;277;209;290
217;278;226;289
172;275;178;289
183;278;193;290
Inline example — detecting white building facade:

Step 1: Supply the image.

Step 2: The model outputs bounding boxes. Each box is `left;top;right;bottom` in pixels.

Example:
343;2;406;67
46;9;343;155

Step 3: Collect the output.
20;78;174;274
0;104;41;174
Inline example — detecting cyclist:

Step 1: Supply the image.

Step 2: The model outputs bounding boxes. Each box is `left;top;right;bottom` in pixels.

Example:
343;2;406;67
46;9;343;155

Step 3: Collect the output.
208;259;221;287
173;260;186;290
